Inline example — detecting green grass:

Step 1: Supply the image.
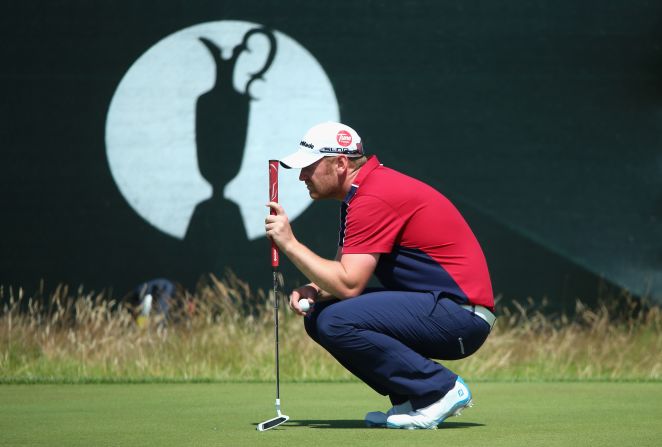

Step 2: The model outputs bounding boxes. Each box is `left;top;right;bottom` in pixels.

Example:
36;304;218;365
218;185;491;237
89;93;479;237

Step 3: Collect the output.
1;382;661;446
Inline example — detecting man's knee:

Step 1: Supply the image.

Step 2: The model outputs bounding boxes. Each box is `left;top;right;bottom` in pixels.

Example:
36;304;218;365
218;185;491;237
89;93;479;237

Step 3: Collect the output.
316;308;353;348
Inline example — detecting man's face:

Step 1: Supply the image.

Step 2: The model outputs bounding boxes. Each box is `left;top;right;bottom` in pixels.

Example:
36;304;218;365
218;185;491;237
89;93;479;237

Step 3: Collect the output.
299;157;340;200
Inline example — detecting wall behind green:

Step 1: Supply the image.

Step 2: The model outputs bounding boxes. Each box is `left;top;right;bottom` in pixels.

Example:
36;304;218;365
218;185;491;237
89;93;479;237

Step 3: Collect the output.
1;1;660;308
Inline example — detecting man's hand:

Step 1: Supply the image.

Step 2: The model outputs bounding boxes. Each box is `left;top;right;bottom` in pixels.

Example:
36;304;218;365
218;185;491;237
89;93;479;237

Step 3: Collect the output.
265;202;296;252
265;202;379;300
289;284;319;316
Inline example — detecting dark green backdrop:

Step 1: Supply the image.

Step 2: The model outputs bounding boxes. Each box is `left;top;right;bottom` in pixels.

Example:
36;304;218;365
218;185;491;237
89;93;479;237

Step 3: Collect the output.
1;0;660;308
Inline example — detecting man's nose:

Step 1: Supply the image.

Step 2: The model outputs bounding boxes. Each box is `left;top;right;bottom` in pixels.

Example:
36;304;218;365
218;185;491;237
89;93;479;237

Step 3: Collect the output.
299;169;307;181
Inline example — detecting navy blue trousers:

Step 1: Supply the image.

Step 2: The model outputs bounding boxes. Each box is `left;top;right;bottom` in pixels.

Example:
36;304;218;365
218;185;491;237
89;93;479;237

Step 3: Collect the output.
304;290;491;410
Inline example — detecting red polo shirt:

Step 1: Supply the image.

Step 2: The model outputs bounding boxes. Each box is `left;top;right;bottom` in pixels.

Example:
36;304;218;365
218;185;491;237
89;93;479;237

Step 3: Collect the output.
339;156;494;308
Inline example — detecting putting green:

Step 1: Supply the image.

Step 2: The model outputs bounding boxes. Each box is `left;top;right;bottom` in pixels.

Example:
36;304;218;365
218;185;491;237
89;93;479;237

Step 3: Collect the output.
1;382;660;446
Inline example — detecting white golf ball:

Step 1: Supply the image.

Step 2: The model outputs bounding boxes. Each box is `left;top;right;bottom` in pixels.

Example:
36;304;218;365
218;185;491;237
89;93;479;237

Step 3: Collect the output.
299;299;310;312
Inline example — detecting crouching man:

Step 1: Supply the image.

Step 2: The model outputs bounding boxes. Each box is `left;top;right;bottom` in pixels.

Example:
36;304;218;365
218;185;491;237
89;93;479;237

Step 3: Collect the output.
265;122;495;429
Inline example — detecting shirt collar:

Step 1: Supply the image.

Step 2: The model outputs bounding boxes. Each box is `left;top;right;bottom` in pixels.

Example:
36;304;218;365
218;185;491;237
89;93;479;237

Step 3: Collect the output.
343;155;381;204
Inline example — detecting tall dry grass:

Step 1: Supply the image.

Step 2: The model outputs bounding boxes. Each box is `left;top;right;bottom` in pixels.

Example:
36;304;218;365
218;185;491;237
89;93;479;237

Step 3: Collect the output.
447;297;662;381
0;275;350;382
1;276;660;383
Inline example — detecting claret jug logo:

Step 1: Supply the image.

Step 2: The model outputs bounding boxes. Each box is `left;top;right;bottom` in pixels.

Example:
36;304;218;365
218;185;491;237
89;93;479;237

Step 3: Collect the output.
105;21;339;246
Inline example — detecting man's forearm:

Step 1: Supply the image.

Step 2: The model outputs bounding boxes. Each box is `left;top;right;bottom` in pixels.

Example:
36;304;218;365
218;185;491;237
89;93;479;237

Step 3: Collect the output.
283;240;358;299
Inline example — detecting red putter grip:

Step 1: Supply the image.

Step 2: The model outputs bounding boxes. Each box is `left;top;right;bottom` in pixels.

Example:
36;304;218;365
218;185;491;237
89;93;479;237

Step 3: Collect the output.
269;160;279;268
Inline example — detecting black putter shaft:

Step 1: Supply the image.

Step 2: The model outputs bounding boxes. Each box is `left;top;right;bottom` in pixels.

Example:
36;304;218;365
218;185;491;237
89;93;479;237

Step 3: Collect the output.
273;267;280;402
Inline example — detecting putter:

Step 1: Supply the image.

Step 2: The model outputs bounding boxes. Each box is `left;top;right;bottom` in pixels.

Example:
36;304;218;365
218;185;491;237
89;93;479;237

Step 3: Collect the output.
257;160;290;432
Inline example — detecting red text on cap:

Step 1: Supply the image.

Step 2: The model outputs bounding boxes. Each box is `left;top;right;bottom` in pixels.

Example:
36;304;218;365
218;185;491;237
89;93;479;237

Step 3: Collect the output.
336;130;352;147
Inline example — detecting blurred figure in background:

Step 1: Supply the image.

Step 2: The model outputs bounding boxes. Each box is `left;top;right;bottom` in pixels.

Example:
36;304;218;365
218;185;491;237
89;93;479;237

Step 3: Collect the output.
123;278;189;327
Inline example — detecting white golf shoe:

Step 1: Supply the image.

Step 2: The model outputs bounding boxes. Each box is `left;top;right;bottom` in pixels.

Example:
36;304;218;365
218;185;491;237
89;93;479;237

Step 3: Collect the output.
386;377;473;430
364;400;413;428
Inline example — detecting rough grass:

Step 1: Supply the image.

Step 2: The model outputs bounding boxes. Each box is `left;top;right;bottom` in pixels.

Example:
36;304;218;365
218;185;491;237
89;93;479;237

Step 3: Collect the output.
1;275;660;383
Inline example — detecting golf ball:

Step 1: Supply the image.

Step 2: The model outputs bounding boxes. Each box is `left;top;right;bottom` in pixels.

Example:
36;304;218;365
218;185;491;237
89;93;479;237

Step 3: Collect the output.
299;299;310;312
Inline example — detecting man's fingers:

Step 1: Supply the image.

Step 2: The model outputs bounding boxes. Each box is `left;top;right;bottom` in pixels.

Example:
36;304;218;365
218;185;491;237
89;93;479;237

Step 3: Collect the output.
289;292;305;316
288;291;299;309
266;202;284;215
264;215;279;224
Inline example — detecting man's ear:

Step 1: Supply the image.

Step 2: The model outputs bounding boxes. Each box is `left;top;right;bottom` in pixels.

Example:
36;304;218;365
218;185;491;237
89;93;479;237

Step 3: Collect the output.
335;155;349;174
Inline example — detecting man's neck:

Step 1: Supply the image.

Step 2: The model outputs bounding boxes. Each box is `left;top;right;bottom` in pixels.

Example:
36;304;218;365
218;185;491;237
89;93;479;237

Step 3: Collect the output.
337;164;362;200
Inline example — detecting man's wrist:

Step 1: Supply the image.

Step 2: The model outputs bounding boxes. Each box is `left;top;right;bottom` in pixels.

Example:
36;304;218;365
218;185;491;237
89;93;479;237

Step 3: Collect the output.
306;284;321;298
281;237;300;258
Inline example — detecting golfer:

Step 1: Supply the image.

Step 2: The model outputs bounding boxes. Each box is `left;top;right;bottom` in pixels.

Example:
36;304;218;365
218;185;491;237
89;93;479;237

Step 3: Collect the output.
265;122;495;430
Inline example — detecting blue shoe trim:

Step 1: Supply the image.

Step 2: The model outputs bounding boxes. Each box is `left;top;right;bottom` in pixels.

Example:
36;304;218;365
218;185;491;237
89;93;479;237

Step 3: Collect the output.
457;377;472;402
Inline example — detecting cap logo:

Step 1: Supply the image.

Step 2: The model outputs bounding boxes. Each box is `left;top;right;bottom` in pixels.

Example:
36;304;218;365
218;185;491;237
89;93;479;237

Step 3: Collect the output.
300;140;314;150
336;130;352;147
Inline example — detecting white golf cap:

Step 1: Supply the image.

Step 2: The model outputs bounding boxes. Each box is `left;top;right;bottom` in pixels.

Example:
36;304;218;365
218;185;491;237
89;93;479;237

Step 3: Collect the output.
280;122;364;169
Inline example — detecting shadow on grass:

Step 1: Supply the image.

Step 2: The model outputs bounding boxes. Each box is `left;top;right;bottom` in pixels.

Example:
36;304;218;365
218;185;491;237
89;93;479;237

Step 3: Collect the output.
284;419;485;429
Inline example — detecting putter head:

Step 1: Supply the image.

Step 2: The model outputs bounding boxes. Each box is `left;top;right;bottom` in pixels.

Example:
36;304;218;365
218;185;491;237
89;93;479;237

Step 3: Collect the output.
256;414;289;431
